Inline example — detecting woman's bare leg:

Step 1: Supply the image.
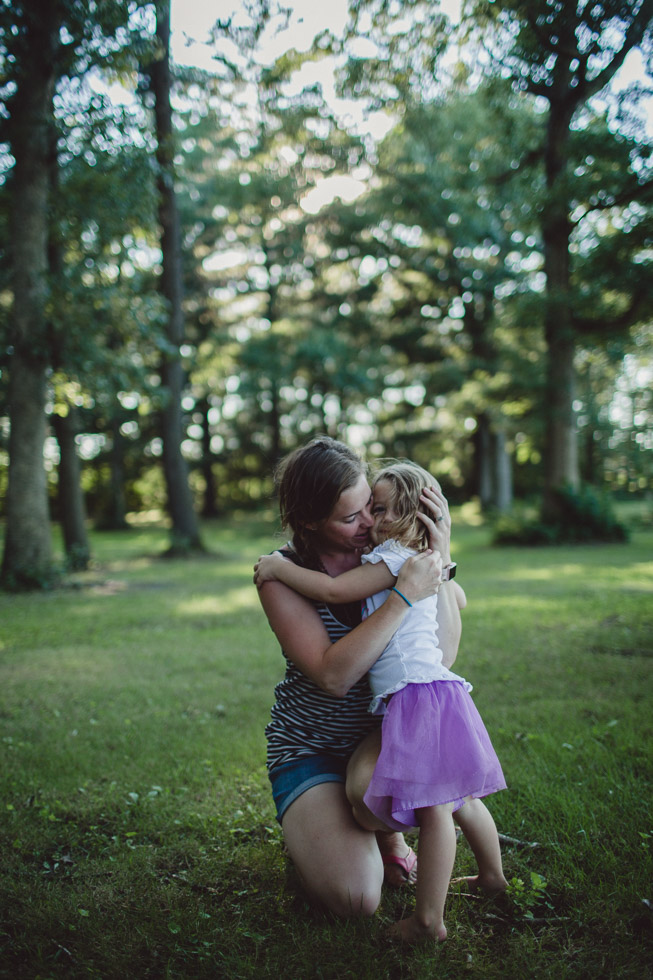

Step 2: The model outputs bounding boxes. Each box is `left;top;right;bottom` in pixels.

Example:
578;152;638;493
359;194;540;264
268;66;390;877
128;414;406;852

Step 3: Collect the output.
281;781;383;918
345;728;417;886
452;797;507;894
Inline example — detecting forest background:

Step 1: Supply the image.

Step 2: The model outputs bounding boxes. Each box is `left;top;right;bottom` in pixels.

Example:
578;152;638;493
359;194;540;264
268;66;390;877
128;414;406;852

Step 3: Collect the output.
0;0;652;587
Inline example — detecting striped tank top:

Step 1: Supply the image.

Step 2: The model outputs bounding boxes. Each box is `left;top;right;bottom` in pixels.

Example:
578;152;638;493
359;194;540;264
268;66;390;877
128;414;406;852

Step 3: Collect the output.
265;549;381;772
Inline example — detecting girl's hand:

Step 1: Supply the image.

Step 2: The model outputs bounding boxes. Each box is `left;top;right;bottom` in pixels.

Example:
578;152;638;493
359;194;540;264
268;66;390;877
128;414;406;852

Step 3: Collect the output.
417;485;452;565
253;552;290;588
395;549;443;603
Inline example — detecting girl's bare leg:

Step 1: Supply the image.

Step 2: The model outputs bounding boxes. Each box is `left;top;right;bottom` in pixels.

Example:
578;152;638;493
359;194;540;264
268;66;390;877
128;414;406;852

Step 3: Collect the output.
346;728;417;885
390;804;456;943
281;781;383;918
452;797;507;894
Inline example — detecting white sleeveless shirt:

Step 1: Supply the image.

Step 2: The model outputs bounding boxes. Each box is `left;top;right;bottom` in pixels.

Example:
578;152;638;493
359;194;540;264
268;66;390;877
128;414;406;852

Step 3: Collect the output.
362;539;471;715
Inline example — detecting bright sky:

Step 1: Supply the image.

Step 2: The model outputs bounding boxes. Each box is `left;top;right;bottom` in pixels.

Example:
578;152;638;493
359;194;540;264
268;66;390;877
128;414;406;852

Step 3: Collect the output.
169;1;463;212
168;0;649;214
170;1;462;68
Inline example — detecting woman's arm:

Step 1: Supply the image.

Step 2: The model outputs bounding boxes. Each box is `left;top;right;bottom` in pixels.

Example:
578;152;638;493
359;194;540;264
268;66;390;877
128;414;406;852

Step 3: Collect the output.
418;485;464;669
257;550;441;697
435;579;464;668
254;551;395;602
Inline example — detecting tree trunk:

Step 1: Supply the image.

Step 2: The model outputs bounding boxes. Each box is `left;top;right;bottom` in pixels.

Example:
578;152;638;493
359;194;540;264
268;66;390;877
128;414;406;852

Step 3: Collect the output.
107;417;129;529
476;414;512;513
269;381;282;466
265;263;283;465
52;408;91;570
476;413;494;511
198;396;219;517
149;0;202;552
1;8;57;589
541;102;580;521
2;363;53;587
493;428;513;513
45;114;90;570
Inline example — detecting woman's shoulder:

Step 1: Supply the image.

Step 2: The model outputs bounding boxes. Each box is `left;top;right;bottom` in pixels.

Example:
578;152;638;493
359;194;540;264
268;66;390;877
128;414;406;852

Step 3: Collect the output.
277;543;303;565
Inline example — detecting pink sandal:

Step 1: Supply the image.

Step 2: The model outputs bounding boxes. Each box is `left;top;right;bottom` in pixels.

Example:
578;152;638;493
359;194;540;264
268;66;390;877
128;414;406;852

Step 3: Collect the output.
382;846;417;886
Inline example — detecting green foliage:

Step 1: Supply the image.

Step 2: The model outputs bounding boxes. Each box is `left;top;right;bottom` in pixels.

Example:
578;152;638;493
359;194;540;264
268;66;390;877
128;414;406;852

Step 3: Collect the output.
505;871;549;919
1;0;652;568
493;484;629;545
552;484;629;542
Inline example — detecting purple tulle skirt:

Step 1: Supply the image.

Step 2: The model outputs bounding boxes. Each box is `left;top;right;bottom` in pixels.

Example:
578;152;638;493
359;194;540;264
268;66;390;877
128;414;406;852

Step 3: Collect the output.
363;681;506;831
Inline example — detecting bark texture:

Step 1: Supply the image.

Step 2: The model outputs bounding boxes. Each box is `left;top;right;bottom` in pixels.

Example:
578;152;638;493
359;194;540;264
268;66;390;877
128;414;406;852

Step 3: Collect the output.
1;7;58;587
149;0;202;551
52;408;91;570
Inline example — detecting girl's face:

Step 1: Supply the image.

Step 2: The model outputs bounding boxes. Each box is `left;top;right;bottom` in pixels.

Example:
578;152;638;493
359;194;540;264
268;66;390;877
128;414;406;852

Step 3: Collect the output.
371;479;398;545
315;473;374;554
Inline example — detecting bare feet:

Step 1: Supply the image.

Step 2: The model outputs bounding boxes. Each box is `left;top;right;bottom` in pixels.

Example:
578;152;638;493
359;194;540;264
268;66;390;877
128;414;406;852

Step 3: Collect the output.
376;831;417;887
451;871;508;896
387;914;447;943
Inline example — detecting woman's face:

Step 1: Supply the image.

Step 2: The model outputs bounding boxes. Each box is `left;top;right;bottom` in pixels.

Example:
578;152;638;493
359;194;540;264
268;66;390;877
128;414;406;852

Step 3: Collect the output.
315;473;374;554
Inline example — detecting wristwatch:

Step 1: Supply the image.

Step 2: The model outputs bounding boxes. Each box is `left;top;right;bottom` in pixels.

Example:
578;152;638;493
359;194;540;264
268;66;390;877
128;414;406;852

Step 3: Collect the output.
442;562;457;582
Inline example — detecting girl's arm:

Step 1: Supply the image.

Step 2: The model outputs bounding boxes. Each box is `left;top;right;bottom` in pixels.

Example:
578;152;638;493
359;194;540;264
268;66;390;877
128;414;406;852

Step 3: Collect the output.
254;550;395;602
257;551;441;697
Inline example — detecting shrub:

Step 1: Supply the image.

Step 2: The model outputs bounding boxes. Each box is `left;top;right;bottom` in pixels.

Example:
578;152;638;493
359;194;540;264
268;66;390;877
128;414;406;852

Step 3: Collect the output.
493;484;628;546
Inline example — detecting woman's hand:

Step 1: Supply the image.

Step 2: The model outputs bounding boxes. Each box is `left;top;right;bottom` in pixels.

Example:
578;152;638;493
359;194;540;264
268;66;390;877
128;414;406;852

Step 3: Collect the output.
418;485;452;565
253;552;290;588
395;549;443;604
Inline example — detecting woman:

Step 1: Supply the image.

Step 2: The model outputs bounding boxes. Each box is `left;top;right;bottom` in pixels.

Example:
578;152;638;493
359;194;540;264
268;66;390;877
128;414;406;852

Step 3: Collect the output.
255;438;462;917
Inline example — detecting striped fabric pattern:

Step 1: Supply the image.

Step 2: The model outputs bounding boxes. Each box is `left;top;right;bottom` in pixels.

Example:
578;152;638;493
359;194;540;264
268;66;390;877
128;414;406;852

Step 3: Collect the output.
266;599;380;772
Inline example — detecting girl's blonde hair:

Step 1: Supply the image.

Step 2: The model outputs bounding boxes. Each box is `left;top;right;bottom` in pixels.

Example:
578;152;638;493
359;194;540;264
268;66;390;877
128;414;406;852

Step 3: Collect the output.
372;459;440;551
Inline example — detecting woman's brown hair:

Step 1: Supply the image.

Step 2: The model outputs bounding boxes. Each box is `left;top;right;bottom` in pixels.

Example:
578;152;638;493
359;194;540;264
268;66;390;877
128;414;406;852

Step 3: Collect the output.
275;437;366;562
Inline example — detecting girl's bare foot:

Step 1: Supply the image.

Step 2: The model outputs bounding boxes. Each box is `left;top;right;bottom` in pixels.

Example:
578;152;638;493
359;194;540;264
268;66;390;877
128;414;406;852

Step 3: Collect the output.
376;831;417;887
451;872;508;896
387;914;447;943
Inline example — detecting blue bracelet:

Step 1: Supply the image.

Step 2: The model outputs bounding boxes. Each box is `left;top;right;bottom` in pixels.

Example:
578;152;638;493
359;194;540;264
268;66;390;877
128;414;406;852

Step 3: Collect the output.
391;587;412;607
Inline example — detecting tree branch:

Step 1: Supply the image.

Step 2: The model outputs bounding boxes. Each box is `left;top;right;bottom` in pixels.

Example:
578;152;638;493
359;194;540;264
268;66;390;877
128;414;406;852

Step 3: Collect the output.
572;286;650;336
581;0;653;103
571;175;653;225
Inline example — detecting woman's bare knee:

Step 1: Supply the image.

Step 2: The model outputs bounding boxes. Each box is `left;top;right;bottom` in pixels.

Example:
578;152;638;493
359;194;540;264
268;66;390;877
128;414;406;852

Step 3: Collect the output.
321;878;381;919
281;782;383;919
291;852;382;918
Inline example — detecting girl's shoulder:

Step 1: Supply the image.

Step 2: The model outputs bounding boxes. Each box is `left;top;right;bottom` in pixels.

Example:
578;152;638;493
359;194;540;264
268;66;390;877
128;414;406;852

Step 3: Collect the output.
373;538;416;558
362;538;416;571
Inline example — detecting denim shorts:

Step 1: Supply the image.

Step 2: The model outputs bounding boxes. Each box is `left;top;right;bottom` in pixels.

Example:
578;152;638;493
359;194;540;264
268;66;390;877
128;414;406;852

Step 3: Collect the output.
269;754;349;823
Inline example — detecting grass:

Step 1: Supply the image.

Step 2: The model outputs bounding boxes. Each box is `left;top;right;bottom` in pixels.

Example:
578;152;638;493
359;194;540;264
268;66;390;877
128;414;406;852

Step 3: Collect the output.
0;505;652;979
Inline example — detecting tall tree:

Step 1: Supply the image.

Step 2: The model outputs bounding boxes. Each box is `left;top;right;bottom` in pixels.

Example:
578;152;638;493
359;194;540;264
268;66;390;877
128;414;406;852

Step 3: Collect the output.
172;8;378;501
49;104;165;533
367;81;543;508
0;0;154;586
48;140;91;570
0;2;59;587
51;405;90;570
145;0;202;552
468;0;653;519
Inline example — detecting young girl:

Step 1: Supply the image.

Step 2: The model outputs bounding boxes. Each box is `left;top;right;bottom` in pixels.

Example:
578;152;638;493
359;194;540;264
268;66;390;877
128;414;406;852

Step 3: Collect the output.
254;460;507;943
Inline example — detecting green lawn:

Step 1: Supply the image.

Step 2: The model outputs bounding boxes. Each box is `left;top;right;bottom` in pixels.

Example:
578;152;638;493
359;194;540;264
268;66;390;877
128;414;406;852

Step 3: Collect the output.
1;508;652;979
